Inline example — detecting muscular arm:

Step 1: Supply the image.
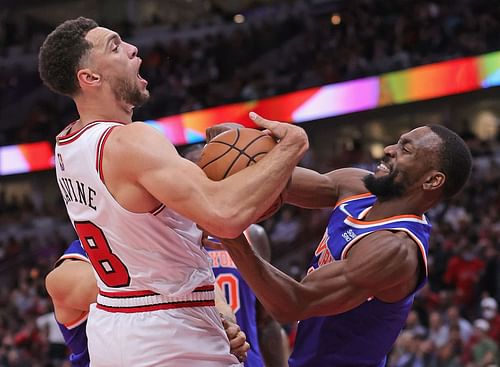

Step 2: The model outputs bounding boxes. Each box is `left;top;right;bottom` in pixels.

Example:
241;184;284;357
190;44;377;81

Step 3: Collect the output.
45;259;98;324
105;121;307;238
215;283;237;324
246;225;289;367
216;231;420;324
284;167;371;209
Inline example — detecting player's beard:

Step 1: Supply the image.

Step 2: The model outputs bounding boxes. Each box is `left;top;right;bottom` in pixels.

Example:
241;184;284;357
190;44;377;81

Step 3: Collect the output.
110;74;149;108
363;167;408;202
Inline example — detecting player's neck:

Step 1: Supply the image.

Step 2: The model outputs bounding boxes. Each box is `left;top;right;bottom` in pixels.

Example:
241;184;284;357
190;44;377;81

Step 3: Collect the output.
365;195;425;221
74;93;134;127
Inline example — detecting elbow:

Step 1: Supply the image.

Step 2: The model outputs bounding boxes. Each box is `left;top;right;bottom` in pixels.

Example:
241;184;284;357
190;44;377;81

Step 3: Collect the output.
273;313;296;324
202;207;250;239
266;294;307;324
209;223;247;239
45;270;64;303
45;271;56;299
271;304;305;324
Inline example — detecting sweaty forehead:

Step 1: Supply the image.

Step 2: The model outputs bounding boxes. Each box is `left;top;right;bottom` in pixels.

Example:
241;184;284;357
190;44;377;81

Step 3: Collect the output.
401;126;441;151
85;27;117;48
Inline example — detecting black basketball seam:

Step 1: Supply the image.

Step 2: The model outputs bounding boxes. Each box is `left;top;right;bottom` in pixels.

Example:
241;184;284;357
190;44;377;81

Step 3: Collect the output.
200;129;241;169
201;129;275;179
209;134;270;162
222;134;271;178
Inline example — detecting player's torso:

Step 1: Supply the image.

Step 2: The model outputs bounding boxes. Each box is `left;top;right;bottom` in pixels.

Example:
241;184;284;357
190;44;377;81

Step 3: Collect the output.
55;121;214;296
208;247;264;367
290;193;432;367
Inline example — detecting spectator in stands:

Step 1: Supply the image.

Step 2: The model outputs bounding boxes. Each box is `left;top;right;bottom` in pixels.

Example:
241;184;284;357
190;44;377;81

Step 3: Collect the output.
444;241;485;309
480;297;500;345
428;311;449;349
462;319;498;366
404;310;428;338
446;305;473;344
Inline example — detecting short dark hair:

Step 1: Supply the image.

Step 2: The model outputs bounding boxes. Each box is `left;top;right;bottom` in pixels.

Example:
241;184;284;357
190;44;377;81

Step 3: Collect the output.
38;17;98;96
427;124;472;199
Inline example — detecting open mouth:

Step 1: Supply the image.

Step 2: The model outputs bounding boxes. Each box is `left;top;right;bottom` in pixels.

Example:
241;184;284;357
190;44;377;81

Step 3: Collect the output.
137;72;148;86
376;162;391;174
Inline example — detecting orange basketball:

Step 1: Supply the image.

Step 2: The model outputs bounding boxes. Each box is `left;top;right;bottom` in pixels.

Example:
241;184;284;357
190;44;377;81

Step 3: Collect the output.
198;128;283;221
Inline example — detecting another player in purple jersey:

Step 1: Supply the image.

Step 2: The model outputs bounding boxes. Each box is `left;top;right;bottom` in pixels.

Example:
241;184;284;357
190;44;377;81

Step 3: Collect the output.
207;225;289;367
45;240;251;366
182;144;289;367
46;240;95;367
205;119;472;367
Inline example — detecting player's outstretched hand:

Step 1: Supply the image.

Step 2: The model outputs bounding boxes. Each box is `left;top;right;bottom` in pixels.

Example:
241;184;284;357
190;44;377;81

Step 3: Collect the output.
249;112;309;153
206;122;244;143
223;318;250;363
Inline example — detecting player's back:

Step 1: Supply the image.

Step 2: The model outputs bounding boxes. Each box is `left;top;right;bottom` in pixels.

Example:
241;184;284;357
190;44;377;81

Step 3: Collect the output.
289;193;431;367
55;121;240;367
55;121;214;296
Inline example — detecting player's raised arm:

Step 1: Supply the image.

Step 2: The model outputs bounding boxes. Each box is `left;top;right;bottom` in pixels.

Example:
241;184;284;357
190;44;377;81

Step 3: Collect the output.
205;230;420;323
104;116;308;238
283;167;372;209
206;120;371;210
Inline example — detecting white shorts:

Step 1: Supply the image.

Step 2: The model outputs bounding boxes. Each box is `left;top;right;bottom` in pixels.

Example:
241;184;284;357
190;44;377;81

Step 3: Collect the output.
87;301;242;366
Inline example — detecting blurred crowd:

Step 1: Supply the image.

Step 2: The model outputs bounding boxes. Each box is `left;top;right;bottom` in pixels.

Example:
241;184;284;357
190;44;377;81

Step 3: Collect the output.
1;0;500;145
2;0;500;365
1;130;499;366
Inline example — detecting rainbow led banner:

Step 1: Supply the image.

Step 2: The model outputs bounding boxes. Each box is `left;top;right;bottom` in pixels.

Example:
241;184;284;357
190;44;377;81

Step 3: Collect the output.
147;50;500;145
1;51;500;175
0;141;54;175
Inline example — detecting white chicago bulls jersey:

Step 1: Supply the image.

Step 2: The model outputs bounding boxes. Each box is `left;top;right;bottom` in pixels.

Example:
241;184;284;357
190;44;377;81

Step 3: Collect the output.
55;121;215;297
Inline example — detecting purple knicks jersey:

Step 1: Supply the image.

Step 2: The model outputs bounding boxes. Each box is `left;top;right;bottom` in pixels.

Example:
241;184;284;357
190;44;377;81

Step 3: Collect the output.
55;240;90;367
289;193;431;367
207;246;265;367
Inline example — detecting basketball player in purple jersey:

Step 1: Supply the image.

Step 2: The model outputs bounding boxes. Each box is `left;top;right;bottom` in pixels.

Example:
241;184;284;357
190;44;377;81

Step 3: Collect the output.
45;240;96;367
46;240;252;366
207;226;289;367
206;117;472;367
182;145;289;367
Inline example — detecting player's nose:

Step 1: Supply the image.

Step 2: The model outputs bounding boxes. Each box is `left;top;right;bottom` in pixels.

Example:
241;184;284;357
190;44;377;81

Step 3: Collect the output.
127;43;138;58
383;144;396;157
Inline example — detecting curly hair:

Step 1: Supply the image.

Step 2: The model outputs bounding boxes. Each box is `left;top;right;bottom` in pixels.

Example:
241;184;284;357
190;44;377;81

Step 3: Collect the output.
38;17;98;96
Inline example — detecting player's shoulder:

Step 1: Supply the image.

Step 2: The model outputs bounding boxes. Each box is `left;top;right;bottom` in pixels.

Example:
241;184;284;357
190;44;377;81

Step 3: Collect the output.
113;121;163;139
354;230;419;266
106;121;174;156
326;167;372;202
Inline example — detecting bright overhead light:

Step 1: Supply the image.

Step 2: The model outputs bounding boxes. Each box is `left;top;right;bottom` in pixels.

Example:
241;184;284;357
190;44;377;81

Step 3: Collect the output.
331;13;341;25
233;14;245;24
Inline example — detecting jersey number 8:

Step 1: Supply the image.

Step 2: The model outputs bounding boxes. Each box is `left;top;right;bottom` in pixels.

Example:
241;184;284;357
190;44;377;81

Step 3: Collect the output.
75;221;131;287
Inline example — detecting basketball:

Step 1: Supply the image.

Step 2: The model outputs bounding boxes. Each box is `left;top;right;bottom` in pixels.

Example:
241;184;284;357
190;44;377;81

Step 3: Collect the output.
198;128;283;221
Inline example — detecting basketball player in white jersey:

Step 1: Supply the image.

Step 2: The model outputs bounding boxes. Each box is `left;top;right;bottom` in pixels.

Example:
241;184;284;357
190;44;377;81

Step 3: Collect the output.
38;17;307;367
45;241;251;366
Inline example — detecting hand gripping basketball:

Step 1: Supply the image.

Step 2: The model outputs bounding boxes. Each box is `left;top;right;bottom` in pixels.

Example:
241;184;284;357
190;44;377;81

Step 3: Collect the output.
198;127;283;221
249;112;308;153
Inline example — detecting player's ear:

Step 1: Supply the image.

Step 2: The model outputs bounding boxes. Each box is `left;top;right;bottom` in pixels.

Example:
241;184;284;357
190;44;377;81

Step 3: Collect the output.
77;68;101;89
422;170;445;191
